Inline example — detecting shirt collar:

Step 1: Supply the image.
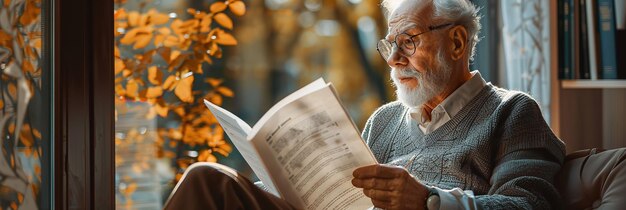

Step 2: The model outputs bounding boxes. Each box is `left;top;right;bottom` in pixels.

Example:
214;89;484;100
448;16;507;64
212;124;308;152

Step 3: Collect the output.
409;70;487;128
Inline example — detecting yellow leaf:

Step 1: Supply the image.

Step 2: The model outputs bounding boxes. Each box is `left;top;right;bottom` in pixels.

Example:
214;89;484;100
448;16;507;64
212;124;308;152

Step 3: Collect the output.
148;66;163;85
198;150;217;162
210;94;223;105
115;58;125;75
155;103;169;117
122;69;132;77
170;50;182;62
210;2;227;13
169;128;183;139
213;13;233;29
114;8;127;20
133;33;153;49
126;80;139;98
173;106;185;117
128;11;140;27
174;75;194;103
149;12;169;25
200;15;212;32
162;75;177;90
214;30;237;45
216;86;234;97
115;84;126;96
229;1;246;16
120;27;150;45
146;86;163;98
163;35;179;47
154;34;165;46
115;46;121;57
157;27;171;35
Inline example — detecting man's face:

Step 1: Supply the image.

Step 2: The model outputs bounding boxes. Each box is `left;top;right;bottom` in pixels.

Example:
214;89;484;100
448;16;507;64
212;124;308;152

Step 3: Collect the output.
385;0;453;108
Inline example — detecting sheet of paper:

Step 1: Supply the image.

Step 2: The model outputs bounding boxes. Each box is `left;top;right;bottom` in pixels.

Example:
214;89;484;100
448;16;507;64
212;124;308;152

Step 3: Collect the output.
251;85;377;209
204;100;280;197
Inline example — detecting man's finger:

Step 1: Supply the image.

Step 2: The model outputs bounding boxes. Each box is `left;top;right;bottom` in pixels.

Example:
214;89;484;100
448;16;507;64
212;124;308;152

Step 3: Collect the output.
353;164;406;179
362;188;396;201
352;177;401;191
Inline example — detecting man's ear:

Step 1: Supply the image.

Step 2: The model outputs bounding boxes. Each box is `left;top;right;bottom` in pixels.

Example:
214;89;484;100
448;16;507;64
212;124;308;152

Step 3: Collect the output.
448;25;468;61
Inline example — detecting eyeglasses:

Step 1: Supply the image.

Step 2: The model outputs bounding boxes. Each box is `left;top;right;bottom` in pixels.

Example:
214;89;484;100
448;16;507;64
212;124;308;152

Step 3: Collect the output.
377;23;453;61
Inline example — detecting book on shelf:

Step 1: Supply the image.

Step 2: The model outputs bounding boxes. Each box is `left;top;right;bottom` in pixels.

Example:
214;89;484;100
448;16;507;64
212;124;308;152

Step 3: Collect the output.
558;0;625;80
597;0;618;79
204;78;377;210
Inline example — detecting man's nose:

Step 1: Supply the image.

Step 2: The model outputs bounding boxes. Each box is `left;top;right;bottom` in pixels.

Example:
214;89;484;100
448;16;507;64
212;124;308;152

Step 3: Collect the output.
386;45;408;68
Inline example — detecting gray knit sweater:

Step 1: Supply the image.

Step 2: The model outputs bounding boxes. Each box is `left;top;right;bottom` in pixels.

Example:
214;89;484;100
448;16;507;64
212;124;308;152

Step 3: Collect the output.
362;84;566;210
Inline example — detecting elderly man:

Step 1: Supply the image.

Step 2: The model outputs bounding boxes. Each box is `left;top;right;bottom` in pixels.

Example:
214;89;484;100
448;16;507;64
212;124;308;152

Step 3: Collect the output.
165;0;565;209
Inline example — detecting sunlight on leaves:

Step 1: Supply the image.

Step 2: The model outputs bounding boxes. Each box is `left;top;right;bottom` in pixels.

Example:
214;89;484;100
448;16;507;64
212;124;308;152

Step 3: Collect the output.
114;0;246;205
214;13;233;29
228;1;246;16
210;2;227;13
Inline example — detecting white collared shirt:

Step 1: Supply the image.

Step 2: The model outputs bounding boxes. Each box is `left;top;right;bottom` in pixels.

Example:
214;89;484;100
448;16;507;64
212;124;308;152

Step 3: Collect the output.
409;70;487;134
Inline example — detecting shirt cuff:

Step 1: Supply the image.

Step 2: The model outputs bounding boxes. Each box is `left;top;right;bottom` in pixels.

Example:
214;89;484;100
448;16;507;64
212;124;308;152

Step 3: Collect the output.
432;187;477;210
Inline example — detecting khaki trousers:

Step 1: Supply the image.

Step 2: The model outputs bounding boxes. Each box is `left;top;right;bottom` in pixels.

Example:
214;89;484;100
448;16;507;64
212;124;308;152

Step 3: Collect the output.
164;162;295;210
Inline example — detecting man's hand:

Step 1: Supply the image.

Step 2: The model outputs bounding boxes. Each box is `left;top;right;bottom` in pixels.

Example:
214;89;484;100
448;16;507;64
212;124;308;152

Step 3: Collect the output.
352;164;429;210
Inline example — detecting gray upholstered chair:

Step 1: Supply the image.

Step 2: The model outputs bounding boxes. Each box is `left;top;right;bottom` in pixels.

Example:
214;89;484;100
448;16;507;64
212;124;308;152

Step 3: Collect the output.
556;148;626;210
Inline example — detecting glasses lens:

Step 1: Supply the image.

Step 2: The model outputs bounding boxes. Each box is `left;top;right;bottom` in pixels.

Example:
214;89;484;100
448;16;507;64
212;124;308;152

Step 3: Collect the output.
377;39;392;60
397;34;415;53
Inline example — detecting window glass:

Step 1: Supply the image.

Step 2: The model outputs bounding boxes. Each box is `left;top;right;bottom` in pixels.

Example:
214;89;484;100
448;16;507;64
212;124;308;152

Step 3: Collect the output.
0;0;51;209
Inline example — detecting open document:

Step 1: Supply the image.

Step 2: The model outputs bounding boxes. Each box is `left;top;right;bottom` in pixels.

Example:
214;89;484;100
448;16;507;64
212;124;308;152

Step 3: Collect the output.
204;78;378;209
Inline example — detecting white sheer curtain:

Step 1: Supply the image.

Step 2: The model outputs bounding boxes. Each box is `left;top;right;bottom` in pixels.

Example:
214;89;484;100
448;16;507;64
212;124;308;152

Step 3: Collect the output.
500;0;552;123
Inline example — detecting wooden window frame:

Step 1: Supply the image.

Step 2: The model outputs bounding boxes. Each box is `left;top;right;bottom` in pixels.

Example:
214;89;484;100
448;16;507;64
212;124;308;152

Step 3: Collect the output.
53;0;114;209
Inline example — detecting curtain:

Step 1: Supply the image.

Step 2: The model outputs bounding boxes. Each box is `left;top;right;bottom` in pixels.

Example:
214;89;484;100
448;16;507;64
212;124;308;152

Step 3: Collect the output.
500;0;552;123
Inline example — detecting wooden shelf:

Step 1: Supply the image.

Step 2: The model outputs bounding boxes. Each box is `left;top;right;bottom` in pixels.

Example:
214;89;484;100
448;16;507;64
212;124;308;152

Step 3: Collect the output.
561;80;626;89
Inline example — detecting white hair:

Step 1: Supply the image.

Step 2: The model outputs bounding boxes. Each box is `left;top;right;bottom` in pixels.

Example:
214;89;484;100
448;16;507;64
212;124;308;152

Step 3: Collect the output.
381;0;482;61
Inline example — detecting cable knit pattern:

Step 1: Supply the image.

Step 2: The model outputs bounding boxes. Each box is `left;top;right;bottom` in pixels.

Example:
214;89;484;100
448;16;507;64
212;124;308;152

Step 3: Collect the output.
362;84;566;210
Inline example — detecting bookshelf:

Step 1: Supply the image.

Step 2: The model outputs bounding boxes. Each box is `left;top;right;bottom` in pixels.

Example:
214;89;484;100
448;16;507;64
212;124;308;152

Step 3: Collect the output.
550;1;626;153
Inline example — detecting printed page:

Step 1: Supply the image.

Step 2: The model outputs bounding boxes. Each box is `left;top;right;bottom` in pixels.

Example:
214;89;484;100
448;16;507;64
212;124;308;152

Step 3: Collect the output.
250;78;327;137
203;100;280;197
250;84;377;209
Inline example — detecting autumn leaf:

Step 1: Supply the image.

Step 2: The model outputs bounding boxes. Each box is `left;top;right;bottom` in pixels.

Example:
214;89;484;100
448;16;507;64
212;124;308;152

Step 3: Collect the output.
126;80;139;98
210;2;227;13
128;11;141;27
174;75;194;102
148;11;170;25
198;150;217;162
216;86;234;97
210;94;223;105
148;66;163;85
133;33;153;49
214;30;237;45
146;86;163;98
0;99;3;109
229;1;246;16
213;13;233;29
115;58;125;75
162;75;177;90
155;102;169;117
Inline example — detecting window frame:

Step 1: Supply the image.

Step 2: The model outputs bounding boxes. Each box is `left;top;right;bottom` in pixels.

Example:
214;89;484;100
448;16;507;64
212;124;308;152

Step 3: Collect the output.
53;0;114;209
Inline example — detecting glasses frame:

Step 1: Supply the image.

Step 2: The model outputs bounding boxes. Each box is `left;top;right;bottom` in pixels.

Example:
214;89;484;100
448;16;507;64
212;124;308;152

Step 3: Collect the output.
377;23;454;61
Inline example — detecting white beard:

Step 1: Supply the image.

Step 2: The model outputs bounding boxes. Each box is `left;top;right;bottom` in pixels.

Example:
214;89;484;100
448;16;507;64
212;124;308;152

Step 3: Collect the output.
391;48;452;108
